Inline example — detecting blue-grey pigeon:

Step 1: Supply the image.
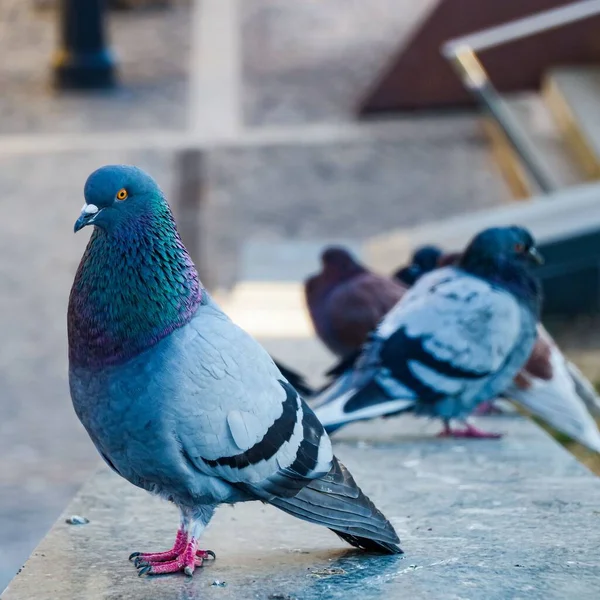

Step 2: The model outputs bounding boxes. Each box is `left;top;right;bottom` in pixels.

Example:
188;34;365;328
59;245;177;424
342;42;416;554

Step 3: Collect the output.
312;226;543;438
67;165;402;577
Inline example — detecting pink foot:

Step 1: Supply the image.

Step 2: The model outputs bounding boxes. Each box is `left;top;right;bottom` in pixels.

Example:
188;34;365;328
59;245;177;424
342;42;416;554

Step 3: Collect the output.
129;527;187;566
437;423;502;439
130;529;215;577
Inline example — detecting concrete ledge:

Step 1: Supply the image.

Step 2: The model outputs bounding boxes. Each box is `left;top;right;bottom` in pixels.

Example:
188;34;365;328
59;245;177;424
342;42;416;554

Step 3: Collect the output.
3;415;600;599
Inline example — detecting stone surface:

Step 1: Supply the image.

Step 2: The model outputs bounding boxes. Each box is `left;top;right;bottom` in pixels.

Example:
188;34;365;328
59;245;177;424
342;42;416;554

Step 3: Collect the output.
204;119;510;287
239;239;362;282
3;415;600;599
365;180;600;274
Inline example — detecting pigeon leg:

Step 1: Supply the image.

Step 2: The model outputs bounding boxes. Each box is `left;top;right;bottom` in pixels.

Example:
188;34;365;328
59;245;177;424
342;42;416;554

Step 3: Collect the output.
129;525;188;566
137;537;216;576
459;422;503;439
437;419;502;439
134;510;216;577
437;420;453;437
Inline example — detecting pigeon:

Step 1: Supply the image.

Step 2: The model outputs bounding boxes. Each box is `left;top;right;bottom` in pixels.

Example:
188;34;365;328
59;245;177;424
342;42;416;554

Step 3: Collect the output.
305;247;408;360
68;165;402;577
393;245;443;287
501;324;600;453
393;249;600;451
312;226;543;438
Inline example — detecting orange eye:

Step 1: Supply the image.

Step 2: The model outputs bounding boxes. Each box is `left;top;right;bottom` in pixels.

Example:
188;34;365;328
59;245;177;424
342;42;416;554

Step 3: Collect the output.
116;188;128;201
514;243;525;253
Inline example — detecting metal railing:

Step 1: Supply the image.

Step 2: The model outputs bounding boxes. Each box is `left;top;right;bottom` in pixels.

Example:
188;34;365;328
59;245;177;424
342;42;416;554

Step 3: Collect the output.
442;0;600;195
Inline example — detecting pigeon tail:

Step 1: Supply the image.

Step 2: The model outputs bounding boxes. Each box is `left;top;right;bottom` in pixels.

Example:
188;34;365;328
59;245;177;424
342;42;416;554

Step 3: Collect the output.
504;341;600;454
566;361;600;421
273;360;315;398
268;457;402;554
313;376;416;435
325;351;361;378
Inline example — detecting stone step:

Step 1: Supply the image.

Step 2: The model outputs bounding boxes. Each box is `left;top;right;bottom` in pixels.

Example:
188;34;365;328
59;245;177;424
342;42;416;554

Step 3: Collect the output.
544;66;600;179
239;239;362;282
201;115;511;289
482;93;587;198
3;413;600;599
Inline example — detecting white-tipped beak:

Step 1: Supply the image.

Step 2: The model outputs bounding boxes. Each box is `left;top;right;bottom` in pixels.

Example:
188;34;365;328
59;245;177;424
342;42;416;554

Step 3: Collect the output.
82;204;99;215
74;204;101;233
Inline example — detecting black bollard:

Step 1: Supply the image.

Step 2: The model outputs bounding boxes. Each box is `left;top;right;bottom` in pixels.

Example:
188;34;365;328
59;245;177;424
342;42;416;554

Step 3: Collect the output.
52;0;117;89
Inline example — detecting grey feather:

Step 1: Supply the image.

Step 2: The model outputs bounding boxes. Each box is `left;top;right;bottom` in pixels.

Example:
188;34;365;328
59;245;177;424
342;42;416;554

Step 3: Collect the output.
313;266;538;432
71;295;401;551
503;324;600;453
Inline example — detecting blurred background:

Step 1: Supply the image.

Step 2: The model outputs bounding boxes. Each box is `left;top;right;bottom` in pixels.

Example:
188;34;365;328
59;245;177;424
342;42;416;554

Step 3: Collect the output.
1;0;600;591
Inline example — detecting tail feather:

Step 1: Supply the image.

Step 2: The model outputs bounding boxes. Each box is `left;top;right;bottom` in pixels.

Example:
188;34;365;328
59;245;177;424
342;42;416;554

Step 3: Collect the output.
267;457;402;554
314;378;416;434
325;351;361;378
333;531;403;554
566;360;600;421
273;359;315;398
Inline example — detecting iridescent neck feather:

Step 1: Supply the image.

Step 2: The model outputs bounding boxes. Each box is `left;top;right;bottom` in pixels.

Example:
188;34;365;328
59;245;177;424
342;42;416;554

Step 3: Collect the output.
68;201;202;368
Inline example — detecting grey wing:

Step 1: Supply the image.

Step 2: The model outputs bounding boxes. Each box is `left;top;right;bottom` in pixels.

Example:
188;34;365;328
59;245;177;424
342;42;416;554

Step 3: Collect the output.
378;267;526;375
170;300;334;498
167;302;401;551
504;324;600;453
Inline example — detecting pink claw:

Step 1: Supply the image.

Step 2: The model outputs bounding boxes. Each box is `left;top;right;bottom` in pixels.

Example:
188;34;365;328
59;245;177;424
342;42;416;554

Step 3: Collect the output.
130;529;215;577
438;422;502;439
129;527;188;565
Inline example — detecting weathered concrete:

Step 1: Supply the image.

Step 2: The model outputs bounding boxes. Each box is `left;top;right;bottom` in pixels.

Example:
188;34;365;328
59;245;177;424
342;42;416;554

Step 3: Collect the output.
365;180;600;274
3;415;600;600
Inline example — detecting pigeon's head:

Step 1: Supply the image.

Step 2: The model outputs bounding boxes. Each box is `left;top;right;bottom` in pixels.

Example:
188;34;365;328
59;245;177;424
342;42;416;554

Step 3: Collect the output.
320;247;365;279
305;247;366;302
393;245;443;286
74;165;166;234
411;245;443;272
461;226;543;269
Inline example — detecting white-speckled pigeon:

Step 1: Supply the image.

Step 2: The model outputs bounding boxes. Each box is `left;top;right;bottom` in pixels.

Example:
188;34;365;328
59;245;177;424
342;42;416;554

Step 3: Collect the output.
67;166;402;577
402;251;600;451
312;226;543;438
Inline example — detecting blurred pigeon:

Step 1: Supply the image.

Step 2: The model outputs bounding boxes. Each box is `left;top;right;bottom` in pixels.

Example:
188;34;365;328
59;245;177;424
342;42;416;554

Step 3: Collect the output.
397;250;551;416
501;324;600;453
68;166;402;577
394;249;600;451
393;245;443;287
312;226;543;438
305;247;408;359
